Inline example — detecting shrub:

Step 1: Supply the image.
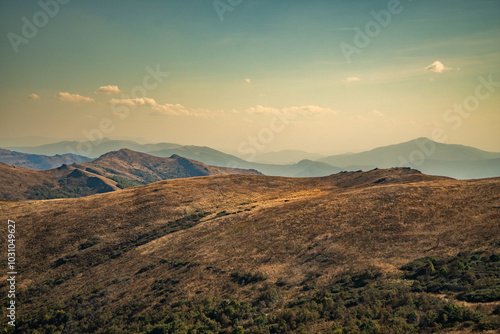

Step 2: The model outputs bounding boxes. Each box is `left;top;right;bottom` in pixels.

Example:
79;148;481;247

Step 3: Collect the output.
231;272;267;286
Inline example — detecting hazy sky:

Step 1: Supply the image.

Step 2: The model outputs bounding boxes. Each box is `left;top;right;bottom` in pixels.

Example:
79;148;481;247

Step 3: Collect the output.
0;0;499;155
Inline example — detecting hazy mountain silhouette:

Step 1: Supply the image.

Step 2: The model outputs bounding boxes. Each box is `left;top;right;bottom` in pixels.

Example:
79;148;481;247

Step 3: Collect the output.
6;139;341;177
0;148;91;170
254;150;325;165
318;138;500;179
5;138;182;158
6;137;500;179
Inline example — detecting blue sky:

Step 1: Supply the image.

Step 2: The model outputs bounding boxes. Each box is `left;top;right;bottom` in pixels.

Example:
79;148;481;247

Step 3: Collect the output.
0;0;499;154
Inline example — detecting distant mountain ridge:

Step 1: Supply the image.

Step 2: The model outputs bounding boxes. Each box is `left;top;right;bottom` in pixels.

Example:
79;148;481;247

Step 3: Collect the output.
5;139;342;177
5;139;182;158
4;137;500;179
74;149;262;186
319;138;500;166
254;150;325;165
318;138;500;179
0;148;91;170
0;149;261;200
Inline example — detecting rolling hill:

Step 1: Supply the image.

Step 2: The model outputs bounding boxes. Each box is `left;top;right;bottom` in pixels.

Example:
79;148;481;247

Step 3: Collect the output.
0;148;91;170
1;168;498;332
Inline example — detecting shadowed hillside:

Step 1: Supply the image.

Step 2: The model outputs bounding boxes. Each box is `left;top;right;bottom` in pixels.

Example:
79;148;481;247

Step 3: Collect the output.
0;168;498;333
0;150;261;200
0;162;119;200
74;149;262;186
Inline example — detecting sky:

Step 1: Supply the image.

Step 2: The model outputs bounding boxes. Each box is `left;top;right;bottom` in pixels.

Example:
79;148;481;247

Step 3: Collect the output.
0;0;499;156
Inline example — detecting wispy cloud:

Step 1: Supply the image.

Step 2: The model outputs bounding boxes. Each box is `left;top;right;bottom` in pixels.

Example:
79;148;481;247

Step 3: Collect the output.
246;105;337;116
56;92;95;104
344;76;360;83
28;93;40;100
109;98;221;117
110;98;189;116
96;85;121;94
369;110;385;117
245;78;252;84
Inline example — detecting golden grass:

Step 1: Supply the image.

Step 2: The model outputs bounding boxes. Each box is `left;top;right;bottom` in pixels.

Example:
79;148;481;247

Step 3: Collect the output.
0;168;499;316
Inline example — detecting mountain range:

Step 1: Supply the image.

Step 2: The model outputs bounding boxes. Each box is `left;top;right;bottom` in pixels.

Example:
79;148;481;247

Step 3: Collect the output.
0;148;91;170
4;137;500;179
0;150;261;200
5;139;342;177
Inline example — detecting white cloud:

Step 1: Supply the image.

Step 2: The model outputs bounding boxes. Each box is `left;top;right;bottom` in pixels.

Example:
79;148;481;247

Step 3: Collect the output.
369;110;385;117
109;98;189;116
344;76;360;83
28;93;40;100
246;105;281;115
109;98;221;117
425;60;452;73
245;78;252;83
56;92;95;104
96;85;121;94
246;105;337;117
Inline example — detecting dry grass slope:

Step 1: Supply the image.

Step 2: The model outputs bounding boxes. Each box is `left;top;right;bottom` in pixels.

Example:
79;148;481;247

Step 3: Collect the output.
0;168;499;333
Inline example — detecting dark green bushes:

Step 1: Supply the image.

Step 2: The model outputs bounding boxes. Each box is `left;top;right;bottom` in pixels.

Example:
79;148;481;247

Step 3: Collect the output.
13;252;500;333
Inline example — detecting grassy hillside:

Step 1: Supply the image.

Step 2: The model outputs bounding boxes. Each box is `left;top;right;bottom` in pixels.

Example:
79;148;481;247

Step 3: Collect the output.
0;162;119;200
0;168;498;333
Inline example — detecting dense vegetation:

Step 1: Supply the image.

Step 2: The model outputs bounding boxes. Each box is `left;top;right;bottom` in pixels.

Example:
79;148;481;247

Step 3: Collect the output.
402;252;500;303
9;252;500;333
